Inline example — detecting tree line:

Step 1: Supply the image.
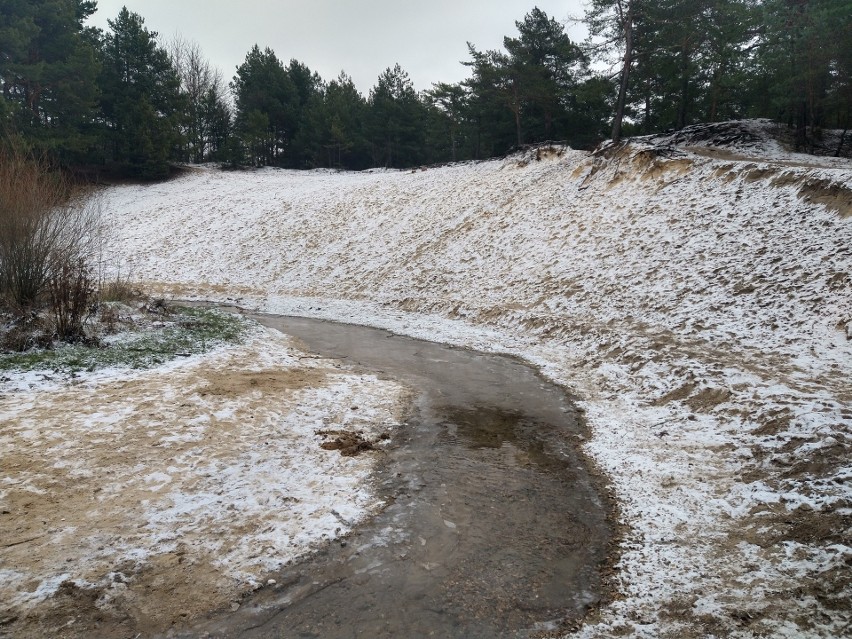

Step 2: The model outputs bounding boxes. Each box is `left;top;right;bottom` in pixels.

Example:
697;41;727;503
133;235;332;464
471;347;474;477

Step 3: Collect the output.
1;1;849;179
587;0;850;147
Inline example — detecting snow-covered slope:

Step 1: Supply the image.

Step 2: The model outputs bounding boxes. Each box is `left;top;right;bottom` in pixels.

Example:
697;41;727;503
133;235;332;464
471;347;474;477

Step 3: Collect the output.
102;134;852;638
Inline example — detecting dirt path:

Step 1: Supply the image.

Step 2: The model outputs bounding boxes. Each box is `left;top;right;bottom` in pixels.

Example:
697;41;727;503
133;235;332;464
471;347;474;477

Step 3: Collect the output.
1;314;615;639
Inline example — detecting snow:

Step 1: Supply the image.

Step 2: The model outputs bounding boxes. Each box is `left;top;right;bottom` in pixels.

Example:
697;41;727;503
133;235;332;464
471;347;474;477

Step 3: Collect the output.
0;328;408;615
7;126;852;636
645;118;852;169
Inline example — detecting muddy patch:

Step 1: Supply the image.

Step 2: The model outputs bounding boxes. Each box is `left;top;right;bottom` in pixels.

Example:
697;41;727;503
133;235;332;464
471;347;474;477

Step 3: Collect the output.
174;314;615;639
745;506;851;547
652;381;732;413
199;368;327;397
317;429;389;456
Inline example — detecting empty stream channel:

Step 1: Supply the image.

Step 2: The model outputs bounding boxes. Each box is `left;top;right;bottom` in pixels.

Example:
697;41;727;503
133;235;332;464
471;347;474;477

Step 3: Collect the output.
179;313;614;639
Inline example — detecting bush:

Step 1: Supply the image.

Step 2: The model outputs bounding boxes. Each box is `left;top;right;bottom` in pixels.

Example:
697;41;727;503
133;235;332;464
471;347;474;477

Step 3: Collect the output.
0;148;101;311
0;314;53;353
50;257;96;343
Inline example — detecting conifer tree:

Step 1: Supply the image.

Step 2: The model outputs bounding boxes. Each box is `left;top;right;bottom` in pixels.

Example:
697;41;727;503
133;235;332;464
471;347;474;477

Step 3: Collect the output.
462;45;518;157
504;7;586;142
583;0;640;142
230;45;297;166
756;0;851;149
285;59;324;167
98;7;184;178
366;64;427;167
0;0;100;162
426;82;467;162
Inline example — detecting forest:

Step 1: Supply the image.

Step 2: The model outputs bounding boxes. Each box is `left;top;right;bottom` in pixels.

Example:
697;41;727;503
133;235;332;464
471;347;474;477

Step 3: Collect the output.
1;0;850;177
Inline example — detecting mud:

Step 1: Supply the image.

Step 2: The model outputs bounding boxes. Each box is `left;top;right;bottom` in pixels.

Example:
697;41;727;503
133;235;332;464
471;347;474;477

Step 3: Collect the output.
172;314;614;639
317;429;385;456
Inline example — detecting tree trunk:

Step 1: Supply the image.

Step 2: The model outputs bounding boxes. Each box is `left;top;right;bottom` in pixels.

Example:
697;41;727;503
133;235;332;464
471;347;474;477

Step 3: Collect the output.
676;43;690;130
836;129;847;157
513;82;523;147
795;100;807;150
612;0;633;144
709;65;723;122
644;87;651;134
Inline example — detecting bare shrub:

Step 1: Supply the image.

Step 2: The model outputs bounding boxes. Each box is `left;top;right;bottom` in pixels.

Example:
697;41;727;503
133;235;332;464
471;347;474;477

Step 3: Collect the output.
49;257;96;343
0;149;102;311
95;265;144;335
100;278;136;303
98;304;121;334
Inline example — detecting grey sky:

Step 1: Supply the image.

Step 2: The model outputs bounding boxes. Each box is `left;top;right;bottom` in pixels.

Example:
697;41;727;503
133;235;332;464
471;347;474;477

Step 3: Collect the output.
88;1;588;95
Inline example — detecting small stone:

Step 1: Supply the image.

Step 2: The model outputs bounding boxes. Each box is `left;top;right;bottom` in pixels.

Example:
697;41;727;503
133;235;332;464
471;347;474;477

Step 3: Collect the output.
230;602;240;612
267;579;276;585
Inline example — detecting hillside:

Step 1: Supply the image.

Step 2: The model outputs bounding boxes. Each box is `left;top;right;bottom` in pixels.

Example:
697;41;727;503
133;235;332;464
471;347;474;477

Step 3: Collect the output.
100;123;852;638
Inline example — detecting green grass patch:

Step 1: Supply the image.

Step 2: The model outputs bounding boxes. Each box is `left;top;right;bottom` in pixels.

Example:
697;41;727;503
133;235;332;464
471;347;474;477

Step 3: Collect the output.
0;307;246;375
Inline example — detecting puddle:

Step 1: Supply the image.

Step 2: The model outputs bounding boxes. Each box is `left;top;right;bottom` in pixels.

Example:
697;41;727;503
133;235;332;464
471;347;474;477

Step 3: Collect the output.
174;314;613;639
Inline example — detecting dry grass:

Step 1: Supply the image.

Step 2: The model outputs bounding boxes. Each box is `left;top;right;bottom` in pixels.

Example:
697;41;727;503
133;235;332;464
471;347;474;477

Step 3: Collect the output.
99;274;145;303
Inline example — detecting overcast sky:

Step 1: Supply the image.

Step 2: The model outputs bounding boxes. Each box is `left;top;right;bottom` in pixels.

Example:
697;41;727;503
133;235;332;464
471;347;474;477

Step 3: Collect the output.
88;1;588;95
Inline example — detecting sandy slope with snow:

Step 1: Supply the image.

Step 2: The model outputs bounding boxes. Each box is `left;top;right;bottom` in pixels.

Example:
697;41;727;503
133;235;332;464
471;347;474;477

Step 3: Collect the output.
92;126;852;637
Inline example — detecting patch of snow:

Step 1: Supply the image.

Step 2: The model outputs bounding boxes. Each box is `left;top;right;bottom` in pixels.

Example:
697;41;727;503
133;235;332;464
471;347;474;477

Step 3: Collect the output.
0;328;407;614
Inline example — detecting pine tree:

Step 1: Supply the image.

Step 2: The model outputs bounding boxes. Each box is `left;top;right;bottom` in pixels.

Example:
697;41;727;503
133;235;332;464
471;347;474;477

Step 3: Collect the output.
583;0;641;142
426;82;467;162
285;59;324;167
756;0;851;149
366;64;427;168
324;72;370;168
296;71;370;169
503;7;586;142
462;45;520;155
0;0;100;162
98;7;184;178
230;45;298;166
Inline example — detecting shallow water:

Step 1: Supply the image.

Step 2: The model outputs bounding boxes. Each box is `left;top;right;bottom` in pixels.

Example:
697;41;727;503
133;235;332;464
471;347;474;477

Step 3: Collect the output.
178;314;611;639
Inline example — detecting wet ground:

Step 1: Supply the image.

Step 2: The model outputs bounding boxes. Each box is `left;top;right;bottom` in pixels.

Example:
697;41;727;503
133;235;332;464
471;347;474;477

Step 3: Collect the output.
170;314;613;639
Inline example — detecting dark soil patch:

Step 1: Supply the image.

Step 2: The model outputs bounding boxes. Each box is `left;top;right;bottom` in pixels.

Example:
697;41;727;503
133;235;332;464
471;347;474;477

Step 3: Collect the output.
317;429;389;456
